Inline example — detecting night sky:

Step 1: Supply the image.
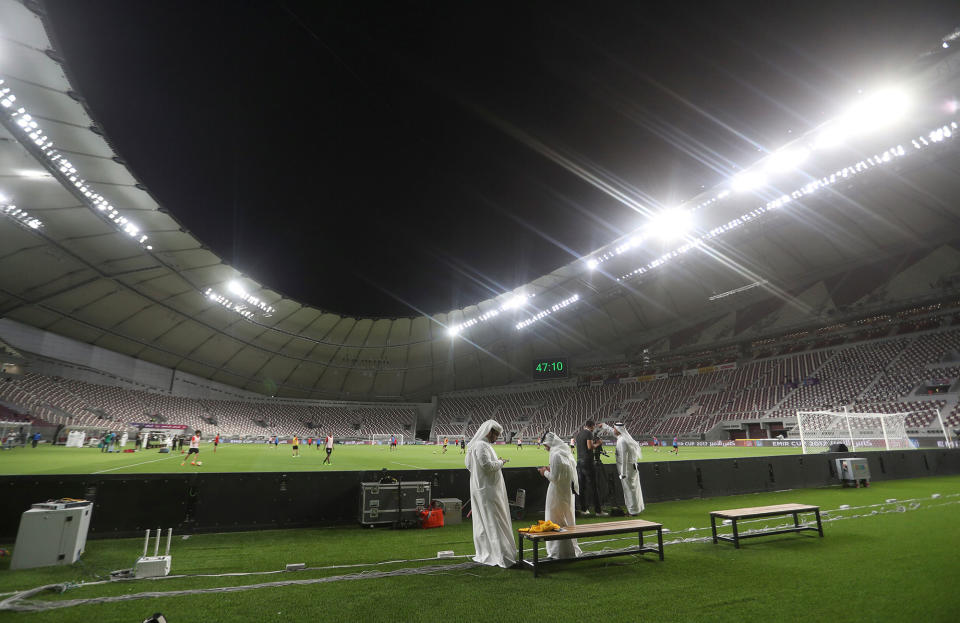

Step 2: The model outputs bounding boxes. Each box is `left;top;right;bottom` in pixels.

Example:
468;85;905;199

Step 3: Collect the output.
43;1;960;317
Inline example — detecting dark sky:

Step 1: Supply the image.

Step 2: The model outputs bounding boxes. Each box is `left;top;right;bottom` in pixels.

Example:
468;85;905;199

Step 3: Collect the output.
43;0;959;317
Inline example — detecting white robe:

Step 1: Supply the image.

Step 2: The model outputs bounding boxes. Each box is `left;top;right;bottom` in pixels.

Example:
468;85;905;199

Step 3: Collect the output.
544;449;582;559
616;435;645;514
466;440;516;568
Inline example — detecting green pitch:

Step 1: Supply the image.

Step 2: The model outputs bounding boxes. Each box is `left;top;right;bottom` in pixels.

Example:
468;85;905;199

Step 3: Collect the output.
0;442;809;475
1;475;957;622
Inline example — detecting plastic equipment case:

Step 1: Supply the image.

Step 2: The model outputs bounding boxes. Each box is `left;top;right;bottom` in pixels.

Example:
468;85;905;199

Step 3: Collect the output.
359;481;431;525
836;458;871;487
433;498;463;525
11;500;93;570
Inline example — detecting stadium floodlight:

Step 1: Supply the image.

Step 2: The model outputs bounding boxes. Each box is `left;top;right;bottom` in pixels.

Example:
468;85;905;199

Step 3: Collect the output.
644;209;693;241
227;280;246;296
586;258;599;270
815;87;911;149
813;124;846;149
0;77;151;247
500;294;526;310
764;147;809;173
15;169;50;179
844;87;910;130
730;170;767;192
446;325;460;337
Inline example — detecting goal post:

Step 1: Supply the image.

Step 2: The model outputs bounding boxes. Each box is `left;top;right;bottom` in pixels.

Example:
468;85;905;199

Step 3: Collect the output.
370;433;404;446
794;409;914;454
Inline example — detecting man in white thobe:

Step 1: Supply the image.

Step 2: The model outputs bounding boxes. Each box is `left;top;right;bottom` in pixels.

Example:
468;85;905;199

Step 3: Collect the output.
465;419;515;568
538;432;582;559
613;422;645;515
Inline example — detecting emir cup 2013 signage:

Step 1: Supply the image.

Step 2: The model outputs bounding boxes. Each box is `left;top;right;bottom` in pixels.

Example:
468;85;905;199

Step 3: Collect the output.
130;423;188;430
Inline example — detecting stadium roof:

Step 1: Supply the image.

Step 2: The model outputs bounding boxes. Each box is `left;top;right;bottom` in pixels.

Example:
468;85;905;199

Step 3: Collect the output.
1;0;959;401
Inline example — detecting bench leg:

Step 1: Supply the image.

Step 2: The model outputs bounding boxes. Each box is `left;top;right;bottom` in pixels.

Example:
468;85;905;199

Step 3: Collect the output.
815;509;823;537
711;515;717;544
532;539;539;578
793;512;799;528
518;533;524;567
639;529;644;551
732;519;740;549
657;528;664;561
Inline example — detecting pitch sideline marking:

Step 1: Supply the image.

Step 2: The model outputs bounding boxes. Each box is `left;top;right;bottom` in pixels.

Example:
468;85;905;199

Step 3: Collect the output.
390;461;425;470
92;454;180;474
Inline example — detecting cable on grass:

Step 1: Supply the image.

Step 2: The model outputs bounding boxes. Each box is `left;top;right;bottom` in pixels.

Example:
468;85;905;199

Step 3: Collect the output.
0;561;483;612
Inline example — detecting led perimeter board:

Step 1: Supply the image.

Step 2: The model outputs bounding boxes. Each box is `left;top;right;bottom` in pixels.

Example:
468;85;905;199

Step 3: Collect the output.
533;358;568;380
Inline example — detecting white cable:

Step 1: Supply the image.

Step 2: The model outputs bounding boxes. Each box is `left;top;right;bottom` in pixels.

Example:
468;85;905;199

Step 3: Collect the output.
0;561;483;612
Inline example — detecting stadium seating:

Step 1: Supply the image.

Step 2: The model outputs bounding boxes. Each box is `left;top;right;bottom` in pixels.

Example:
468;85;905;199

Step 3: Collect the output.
0;372;416;439
435;323;960;441
3;312;957;443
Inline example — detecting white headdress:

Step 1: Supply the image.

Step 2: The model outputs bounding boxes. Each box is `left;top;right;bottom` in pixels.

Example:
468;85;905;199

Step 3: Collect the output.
465;420;503;468
542;431;579;494
614;422;641;454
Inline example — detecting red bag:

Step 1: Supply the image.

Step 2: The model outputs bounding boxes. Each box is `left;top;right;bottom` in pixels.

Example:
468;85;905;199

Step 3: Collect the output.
419;508;444;529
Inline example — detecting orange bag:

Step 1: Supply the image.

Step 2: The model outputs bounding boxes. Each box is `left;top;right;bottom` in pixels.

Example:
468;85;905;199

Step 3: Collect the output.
419;508;444;529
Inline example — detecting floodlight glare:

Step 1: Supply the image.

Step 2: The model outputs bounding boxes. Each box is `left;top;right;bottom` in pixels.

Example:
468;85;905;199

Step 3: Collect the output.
501;294;526;310
227;280;246;296
846;87;910;129
586;258;599;270
817;87;911;149
764;147;810;173
16;169;50;179
813;124;846;149
645;209;693;241
446;325;460;337
730;170;767;192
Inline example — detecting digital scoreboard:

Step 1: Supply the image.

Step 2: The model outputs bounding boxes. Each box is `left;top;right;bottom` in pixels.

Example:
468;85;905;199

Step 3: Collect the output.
532;358;568;380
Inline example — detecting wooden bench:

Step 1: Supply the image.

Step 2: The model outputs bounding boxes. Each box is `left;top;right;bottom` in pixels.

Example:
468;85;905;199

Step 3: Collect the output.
517;519;663;577
710;503;823;548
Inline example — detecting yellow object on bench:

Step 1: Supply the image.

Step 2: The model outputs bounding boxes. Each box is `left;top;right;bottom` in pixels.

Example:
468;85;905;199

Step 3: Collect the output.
517;519;664;577
518;519;560;533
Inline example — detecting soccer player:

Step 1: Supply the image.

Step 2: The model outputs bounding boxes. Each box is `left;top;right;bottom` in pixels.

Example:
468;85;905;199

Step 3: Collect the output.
273;436;280;449
291;434;300;457
213;434;220;453
516;435;523;450
390;435;398;451
459;438;466;454
181;430;201;466
652;436;660;452
323;433;333;465
672;435;679;454
442;437;449;454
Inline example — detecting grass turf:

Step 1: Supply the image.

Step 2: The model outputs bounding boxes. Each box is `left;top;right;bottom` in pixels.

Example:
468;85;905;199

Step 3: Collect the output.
0;442;813;475
1;475;958;622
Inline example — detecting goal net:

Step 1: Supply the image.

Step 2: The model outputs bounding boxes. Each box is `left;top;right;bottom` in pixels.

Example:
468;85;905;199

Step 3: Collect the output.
370;433;404;446
794;410;914;454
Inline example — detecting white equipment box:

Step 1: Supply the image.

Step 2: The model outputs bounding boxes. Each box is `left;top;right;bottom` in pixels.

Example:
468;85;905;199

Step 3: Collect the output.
433;498;463;525
11;501;93;570
836;457;871;487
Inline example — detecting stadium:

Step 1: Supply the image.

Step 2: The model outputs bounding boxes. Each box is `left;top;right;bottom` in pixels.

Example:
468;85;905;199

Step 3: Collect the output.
1;1;959;621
